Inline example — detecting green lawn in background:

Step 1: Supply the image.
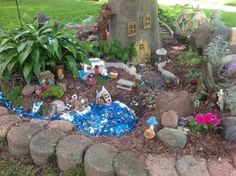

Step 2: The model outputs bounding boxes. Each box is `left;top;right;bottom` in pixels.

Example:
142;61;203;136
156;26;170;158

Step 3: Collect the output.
0;0;105;29
0;0;236;29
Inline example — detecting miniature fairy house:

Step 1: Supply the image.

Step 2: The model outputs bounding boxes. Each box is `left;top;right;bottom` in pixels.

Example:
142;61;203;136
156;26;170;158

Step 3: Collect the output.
108;0;161;64
39;71;55;86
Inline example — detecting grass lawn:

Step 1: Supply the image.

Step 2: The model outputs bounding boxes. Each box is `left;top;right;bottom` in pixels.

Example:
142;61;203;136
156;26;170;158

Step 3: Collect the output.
159;5;236;27
0;0;236;29
198;0;236;6
0;0;105;29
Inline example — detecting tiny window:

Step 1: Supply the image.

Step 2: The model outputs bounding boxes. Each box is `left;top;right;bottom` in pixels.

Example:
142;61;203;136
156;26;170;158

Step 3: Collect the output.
128;21;137;37
139;43;144;49
143;15;151;29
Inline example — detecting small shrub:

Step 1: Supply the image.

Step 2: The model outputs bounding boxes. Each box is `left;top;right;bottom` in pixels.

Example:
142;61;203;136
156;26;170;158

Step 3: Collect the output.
178;48;201;67
40;86;64;98
89;39;136;62
205;35;231;70
190;113;221;134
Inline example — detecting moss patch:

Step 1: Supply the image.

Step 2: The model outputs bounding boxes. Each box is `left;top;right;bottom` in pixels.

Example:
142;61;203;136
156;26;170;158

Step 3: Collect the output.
40;86;64;99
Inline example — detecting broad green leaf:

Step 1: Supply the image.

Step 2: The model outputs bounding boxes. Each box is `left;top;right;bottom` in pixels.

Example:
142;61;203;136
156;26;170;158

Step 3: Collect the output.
66;56;78;77
62;41;77;58
48;59;56;70
78;51;91;65
31;48;40;64
17;41;28;53
0;54;14;77
50;38;59;57
19;41;33;65
23;63;32;83
0;39;9;46
14;30;30;40
7;59;17;74
0;45;14;53
33;61;41;78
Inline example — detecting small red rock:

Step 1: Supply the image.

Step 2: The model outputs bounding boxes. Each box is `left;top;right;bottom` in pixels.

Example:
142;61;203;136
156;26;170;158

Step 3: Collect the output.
191;79;198;85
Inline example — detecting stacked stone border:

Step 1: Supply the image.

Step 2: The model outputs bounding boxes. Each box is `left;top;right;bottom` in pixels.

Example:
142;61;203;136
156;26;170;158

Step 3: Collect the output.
1;108;236;176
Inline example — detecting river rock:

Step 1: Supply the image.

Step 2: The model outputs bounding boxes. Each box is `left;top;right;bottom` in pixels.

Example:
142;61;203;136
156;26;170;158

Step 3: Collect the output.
161;110;179;128
157;128;187;149
56;135;92;171
48;120;73;133
22;84;35;96
0;106;8;116
221;117;236;142
176;155;210;176
51;100;66;113
84;143;118;176
208;158;236;176
155;91;193;117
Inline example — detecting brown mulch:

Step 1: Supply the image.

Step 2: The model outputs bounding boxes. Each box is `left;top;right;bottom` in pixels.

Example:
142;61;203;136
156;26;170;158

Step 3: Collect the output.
1;41;236;162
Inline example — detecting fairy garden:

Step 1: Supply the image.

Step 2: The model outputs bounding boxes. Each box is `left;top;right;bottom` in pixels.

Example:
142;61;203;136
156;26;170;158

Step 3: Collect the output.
1;0;236;175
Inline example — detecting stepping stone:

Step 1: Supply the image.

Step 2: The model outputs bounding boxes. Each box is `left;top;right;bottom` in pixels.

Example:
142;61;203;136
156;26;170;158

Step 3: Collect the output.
208;158;236;176
56;135;92;171
114;151;148;176
176;155;210;176
48;120;73;133
29;129;66;166
146;155;178;176
0;106;9;116
84;143;118;176
0;114;22;138
7;122;44;156
157;128;187;149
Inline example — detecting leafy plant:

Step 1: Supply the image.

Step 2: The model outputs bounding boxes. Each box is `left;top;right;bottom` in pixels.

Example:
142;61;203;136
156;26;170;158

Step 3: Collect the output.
190;113;221;134
178;48;201;67
205;35;231;70
0;16;90;83
185;71;202;81
225;88;236;116
175;5;209;38
88;39;136;62
158;6;176;30
208;11;224;29
39;85;64;98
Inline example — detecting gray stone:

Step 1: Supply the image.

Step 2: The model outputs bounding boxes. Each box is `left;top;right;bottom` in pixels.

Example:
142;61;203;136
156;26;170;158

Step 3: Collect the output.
231;44;236;54
210;25;232;42
146;155;178;176
155;91;193;117
87;35;99;41
161;110;179;128
29;129;66;166
0;114;22;138
208;158;236;176
176;155;210;176
189;26;212;54
157;128;187;149
221;117;236;142
0;106;8;116
84;143;118;176
7;122;44;156
56;135;92;171
30;119;49;127
48;120;73;133
22;84;35;96
51;100;66;113
114;151;148;176
108;0;161;60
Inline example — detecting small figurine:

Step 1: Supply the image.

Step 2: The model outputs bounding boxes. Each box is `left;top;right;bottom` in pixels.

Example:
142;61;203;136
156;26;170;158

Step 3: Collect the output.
101;68;109;78
86;73;96;86
96;86;112;105
217;89;225;112
32;102;43;114
144;116;158;139
56;66;65;81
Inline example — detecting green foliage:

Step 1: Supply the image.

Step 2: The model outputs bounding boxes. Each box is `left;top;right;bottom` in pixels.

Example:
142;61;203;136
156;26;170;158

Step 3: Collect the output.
0;16;90;83
88;39;136;62
158;6;176;30
95;75;111;85
185;71;202;81
40;86;64;98
178;48;201;67
189;119;217;134
208;11;224;29
225;88;236;116
205;35;231;70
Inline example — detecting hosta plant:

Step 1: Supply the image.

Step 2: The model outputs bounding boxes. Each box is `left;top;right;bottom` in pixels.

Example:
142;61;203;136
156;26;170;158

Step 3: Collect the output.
190;113;221;134
0;19;90;83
